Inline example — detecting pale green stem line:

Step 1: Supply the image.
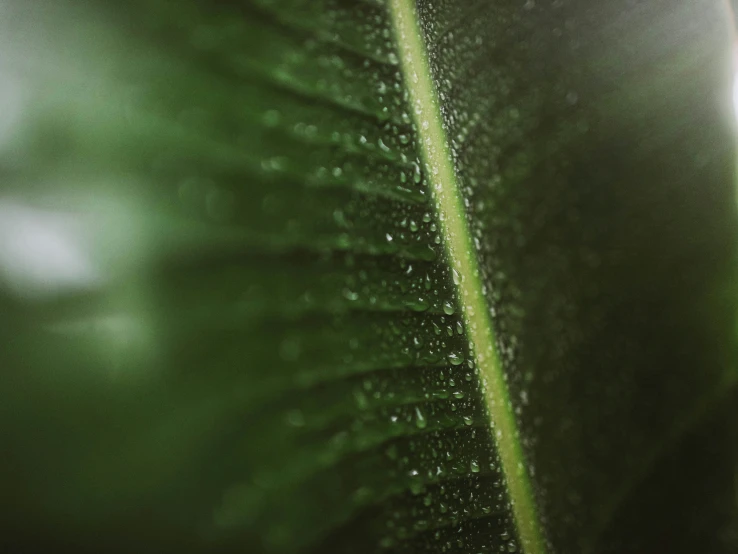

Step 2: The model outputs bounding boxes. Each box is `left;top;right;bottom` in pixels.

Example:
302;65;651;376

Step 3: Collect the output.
387;1;546;553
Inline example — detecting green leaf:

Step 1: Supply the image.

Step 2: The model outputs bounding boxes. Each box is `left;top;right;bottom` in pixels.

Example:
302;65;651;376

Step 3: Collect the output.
0;0;737;553
389;1;543;550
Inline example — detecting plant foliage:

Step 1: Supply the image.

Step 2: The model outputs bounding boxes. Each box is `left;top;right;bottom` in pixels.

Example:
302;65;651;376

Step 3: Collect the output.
0;0;737;553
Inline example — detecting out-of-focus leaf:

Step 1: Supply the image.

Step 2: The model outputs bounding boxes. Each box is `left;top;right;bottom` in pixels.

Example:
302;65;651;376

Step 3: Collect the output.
0;1;736;553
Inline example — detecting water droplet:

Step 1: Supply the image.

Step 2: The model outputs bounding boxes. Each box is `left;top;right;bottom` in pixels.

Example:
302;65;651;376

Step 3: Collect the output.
443;301;455;315
409;296;430;312
343;289;359;301
414;406;427;429
448;352;463;366
333;209;347;227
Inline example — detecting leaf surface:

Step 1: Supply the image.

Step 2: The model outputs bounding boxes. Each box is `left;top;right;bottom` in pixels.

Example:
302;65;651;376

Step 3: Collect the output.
0;0;737;553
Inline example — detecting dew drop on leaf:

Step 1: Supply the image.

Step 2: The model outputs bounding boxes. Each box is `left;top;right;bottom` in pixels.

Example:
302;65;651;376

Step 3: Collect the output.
447;352;463;366
414;406;427;429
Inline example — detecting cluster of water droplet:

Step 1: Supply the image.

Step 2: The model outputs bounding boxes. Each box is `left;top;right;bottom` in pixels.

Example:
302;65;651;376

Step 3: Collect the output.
3;0;524;551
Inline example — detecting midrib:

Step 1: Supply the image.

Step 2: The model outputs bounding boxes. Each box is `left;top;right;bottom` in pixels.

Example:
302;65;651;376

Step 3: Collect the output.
387;1;546;552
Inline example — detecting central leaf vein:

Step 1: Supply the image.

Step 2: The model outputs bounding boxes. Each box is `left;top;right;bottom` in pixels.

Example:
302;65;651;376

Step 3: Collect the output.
387;1;547;552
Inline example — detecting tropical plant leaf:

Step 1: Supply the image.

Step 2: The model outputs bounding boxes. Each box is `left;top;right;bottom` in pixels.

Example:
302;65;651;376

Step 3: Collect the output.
0;0;737;553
